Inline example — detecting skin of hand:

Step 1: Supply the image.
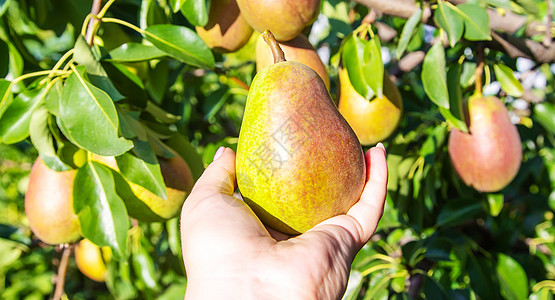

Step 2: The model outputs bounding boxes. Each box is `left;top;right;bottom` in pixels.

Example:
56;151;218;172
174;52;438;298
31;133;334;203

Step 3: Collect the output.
180;145;388;300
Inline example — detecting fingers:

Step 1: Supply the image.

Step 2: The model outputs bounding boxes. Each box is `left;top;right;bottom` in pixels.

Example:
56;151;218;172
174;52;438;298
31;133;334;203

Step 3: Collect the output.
190;147;237;196
346;144;388;244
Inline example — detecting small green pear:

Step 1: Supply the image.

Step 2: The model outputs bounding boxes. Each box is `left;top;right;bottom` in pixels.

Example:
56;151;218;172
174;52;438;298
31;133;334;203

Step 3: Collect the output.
449;96;522;192
236;0;320;42
236;31;365;235
337;67;403;146
256;33;330;90
25;157;81;244
196;0;253;53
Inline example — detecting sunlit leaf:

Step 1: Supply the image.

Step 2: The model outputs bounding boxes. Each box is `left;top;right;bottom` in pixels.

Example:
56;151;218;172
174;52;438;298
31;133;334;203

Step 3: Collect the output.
115;151;167;201
434;2;463;47
534;102;555;134
397;8;422;59
422;43;449;108
0;79;12;118
107;43;167;62
73;161;129;259
144;24;215;69
181;0;208;27
493;63;523;97
487;193;504;216
497;253;529;300
455;3;491;41
0;87;44;144
29;105;72;171
59;67;133;156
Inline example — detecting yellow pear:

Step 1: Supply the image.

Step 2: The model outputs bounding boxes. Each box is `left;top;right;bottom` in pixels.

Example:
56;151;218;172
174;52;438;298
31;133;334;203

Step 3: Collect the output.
337;67;403;145
75;238;112;282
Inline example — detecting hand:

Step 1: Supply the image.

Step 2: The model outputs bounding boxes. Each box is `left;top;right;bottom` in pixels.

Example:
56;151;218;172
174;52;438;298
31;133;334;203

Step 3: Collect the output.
180;145;388;300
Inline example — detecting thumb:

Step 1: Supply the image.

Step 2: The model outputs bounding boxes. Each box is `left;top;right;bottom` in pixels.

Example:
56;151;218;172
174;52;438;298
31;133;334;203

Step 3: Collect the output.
191;147;237;196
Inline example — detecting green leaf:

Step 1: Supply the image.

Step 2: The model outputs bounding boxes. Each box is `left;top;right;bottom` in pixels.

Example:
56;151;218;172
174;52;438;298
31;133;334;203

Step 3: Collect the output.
396;8;422;59
44;80;62;116
441;63;468;132
107;43;167;62
144;24;215;69
493;63;523;97
0;79;12;118
0;87;44;144
434;2;463;47
181;0;209;27
455;3;492;41
73;161;129;259
436;199;482;227
166;133;205;181
487;193;504;216
59;67;133;156
342;34;378;100
467;255;500;299
534;102;555;134
29;105;72;171
102;62;148;108
117;110;148;140
131;239;160;291
115;151;167;201
170;0;187;13
0;38;8;77
146;60;169;104
496;254;528;300
422;43;449;109
74;36;125;102
366;37;383;98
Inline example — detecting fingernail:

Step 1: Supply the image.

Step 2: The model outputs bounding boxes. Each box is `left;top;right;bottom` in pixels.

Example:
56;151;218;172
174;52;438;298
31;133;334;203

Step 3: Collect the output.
213;147;225;161
376;142;386;155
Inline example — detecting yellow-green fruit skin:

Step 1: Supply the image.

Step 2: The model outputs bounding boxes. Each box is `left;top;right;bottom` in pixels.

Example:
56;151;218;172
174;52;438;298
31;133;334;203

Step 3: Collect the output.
236;61;366;235
196;0;253;53
448;96;522;192
337;67;403;146
236;0;320;42
256;34;330;90
75;238;111;282
92;154;194;221
25;158;81;245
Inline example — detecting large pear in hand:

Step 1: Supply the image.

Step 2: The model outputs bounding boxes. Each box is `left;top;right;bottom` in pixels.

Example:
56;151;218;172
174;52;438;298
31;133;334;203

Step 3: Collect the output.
256;33;330;90
236;0;320;42
448;96;522;192
196;0;253;53
25;158;81;244
236;31;365;235
337;67;403;146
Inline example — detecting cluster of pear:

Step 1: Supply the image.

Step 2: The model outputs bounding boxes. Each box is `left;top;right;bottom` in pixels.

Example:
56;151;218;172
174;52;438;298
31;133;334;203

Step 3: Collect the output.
24;149;193;280
196;0;403;234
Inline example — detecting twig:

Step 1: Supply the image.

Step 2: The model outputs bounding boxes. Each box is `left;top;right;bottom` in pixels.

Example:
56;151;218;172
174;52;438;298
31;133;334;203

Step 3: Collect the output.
545;0;553;47
52;244;73;300
474;45;485;96
86;0;103;46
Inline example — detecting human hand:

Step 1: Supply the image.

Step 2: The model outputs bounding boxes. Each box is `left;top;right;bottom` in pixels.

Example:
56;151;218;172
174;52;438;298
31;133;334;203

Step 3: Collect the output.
180;145;387;299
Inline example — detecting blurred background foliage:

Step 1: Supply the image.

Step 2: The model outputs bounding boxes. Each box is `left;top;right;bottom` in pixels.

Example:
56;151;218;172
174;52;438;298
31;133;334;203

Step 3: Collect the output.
0;0;554;299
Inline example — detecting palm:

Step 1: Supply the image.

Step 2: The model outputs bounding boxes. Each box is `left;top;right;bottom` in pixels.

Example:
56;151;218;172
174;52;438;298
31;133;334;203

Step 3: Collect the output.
181;146;387;299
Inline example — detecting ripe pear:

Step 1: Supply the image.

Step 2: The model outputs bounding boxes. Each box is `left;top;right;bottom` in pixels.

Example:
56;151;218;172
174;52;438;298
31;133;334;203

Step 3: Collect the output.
256;33;330;90
75;238;111;282
92;153;194;221
448;96;522;192
25;158;81;245
196;0;253;53
236;31;365;235
236;0;320;42
337;67;403;146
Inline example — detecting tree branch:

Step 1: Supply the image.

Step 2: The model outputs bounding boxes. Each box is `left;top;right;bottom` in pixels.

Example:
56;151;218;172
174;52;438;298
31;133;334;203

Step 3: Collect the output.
86;0;103;46
52;244;73;300
352;0;555;62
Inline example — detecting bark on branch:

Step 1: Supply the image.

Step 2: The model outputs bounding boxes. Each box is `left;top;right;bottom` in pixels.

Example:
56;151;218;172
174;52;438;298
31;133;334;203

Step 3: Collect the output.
353;0;555;63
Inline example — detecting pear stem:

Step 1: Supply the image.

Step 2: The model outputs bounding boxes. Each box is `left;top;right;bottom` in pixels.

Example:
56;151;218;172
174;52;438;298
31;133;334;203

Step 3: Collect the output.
262;30;286;63
474;45;485;97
